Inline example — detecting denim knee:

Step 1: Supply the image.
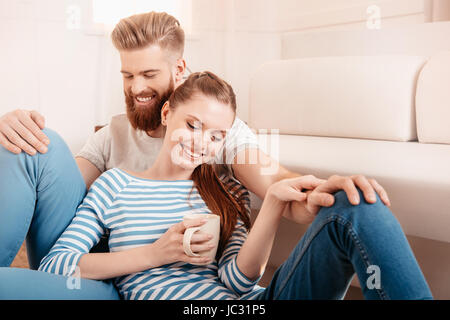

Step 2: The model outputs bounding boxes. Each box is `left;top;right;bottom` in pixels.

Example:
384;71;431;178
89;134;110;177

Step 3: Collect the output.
317;187;396;230
0;127;70;160
41;128;70;154
33;128;76;174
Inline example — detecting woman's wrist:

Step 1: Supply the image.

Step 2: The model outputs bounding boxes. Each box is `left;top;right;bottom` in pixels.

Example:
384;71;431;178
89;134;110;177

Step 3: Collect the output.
236;185;285;280
141;243;161;269
265;185;288;214
78;245;159;280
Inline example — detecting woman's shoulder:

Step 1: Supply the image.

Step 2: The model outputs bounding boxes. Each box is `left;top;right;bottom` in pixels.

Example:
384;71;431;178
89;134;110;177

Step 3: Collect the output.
89;168;133;195
101;167;132;182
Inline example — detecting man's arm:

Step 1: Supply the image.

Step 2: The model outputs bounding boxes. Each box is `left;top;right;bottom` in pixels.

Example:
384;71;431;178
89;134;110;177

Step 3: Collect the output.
231;149;297;200
231;148;313;224
75;157;102;190
75;125;110;189
232;148;391;225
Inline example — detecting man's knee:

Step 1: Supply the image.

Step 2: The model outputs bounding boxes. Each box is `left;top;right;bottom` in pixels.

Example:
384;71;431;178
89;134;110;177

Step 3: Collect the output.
0;128;67;160
41;128;70;153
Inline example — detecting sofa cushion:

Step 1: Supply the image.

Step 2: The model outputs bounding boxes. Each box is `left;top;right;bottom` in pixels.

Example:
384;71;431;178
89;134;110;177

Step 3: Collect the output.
249;55;427;141
416;51;450;144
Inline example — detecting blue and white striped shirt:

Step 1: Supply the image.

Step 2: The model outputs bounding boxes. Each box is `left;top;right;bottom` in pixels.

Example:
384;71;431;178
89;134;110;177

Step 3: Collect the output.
38;168;264;300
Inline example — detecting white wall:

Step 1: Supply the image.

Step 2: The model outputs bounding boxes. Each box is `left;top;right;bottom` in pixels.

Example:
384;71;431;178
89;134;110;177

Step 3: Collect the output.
187;0;282;122
0;0;101;154
1;0;449;153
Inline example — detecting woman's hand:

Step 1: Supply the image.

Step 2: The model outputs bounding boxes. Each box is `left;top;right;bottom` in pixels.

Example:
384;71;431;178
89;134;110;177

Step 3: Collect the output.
267;175;327;204
149;218;215;267
236;175;325;280
265;175;326;225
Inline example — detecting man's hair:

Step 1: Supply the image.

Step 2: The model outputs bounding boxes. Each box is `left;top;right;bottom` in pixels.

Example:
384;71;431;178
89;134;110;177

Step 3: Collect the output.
111;11;185;59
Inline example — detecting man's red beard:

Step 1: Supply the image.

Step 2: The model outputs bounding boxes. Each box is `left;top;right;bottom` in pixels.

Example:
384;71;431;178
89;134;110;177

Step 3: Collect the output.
125;80;175;132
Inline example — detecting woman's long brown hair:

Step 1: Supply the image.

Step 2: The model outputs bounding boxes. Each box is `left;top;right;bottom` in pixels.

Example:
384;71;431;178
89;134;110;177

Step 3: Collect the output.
167;71;251;259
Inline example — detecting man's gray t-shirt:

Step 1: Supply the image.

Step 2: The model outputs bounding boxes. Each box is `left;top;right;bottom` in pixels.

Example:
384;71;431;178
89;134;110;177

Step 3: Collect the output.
76;113;259;177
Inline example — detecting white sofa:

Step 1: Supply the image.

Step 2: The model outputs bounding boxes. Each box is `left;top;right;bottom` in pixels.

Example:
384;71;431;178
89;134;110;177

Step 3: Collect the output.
247;26;450;299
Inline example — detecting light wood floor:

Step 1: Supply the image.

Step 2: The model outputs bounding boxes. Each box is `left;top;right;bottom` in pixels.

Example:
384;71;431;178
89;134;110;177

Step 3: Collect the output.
10;241;29;269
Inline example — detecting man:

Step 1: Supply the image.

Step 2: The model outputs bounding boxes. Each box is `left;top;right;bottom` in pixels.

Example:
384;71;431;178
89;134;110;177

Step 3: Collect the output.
0;11;393;299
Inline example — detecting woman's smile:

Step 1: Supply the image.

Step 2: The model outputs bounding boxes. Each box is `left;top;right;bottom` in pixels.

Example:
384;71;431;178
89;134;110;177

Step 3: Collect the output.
180;142;205;161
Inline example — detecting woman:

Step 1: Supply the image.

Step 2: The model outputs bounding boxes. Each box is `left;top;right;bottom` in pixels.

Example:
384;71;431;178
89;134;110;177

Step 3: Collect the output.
36;71;432;300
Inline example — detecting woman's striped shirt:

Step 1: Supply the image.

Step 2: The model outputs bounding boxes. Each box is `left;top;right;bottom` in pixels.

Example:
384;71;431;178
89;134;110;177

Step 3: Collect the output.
38;168;265;300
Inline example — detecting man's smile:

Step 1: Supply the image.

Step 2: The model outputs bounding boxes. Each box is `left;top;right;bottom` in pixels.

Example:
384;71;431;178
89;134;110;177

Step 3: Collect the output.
134;94;157;107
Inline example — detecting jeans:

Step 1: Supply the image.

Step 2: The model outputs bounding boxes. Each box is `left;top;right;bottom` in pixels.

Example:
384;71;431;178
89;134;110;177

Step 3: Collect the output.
0;128;119;299
254;188;433;300
0;128;432;300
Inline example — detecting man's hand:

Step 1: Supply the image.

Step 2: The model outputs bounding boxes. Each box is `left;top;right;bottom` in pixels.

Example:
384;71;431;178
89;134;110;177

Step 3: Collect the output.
304;174;391;218
0;109;49;155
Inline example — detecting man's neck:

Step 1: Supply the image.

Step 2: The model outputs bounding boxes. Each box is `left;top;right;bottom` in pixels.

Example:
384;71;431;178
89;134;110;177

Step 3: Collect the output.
146;124;165;138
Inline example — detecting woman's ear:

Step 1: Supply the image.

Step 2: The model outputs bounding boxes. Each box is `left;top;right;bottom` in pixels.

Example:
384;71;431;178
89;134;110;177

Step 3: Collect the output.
161;101;170;126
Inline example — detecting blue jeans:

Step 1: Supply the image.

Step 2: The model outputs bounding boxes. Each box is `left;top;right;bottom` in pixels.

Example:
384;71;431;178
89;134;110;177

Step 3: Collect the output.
0;129;432;300
0;128;119;299
254;188;433;300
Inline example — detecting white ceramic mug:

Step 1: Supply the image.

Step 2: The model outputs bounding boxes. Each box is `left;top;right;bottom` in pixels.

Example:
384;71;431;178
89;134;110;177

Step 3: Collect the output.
183;213;220;264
